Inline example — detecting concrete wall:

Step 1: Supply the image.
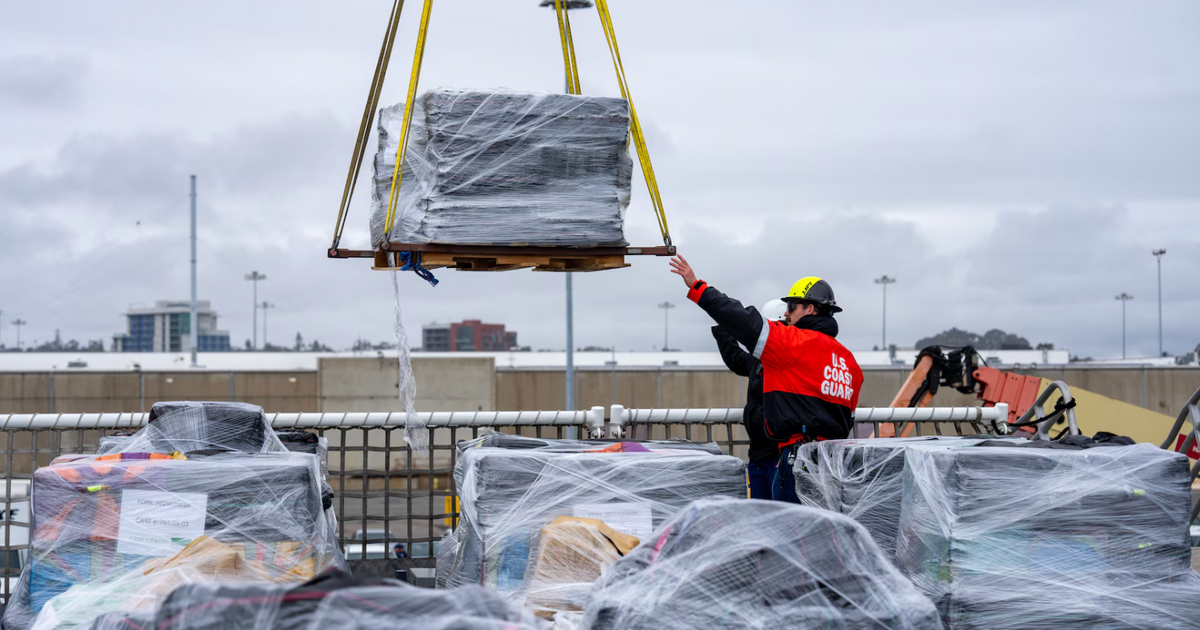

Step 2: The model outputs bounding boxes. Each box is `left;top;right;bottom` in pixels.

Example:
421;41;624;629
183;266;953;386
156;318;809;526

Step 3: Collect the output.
1;362;1197;422
317;356;495;412
0;371;318;413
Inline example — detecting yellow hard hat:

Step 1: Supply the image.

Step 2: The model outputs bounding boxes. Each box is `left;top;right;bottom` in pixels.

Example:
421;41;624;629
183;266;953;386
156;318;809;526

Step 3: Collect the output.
783;277;842;313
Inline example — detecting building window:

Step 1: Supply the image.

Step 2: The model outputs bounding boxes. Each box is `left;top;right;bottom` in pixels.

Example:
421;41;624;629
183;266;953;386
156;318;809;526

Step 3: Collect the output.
454;325;475;351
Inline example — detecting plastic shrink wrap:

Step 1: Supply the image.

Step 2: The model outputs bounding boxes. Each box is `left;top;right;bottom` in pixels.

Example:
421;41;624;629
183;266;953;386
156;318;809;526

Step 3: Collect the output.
437;438;746;618
582;498;944;630
1;402;346;630
370;88;633;248
100;430;328;477
794;436;1016;560
84;569;543;630
896;442;1200;629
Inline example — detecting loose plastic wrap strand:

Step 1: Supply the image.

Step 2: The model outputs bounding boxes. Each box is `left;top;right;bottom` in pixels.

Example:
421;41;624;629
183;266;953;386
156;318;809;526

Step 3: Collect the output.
437;438;746;620
1;402;346;630
392;270;427;454
370;88;633;247
581;498;944;630
895;442;1200;629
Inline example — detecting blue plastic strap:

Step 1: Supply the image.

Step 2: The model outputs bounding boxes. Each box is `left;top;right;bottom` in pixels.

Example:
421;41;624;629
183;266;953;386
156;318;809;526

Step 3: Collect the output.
398;251;439;287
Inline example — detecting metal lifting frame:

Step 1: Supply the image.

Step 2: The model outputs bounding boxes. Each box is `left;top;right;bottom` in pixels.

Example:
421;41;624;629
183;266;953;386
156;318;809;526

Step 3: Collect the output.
1011;380;1080;440
1158;386;1200;524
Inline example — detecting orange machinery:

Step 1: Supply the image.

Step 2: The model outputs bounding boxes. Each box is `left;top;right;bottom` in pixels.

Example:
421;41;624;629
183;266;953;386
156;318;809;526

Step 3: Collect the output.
877;346;1044;438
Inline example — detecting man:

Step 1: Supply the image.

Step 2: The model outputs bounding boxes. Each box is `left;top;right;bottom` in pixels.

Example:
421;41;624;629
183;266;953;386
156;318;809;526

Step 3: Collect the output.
393;543;408;559
670;255;863;503
711;299;787;499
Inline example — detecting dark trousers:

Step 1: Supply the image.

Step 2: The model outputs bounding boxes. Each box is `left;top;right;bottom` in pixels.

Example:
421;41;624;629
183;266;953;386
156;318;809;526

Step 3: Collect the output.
770;444;801;503
747;458;773;500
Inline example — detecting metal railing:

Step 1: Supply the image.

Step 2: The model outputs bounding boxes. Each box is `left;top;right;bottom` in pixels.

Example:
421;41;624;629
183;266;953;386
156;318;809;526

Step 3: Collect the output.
0;404;1008;598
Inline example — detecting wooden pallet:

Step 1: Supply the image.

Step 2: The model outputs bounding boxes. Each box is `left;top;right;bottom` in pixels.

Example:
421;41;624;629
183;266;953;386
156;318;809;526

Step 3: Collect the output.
330;243;674;273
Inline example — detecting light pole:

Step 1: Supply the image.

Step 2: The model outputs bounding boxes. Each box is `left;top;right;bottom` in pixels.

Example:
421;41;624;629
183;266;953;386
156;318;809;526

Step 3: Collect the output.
244;272;267;350
1115;293;1133;359
874;275;897;350
1153;249;1166;357
540;0;592;412
12;319;27;349
657;302;675;351
261;302;275;349
190;175;199;367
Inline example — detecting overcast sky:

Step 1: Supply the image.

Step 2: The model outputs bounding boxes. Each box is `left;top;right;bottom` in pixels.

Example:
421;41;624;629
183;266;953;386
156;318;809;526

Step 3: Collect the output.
1;1;1197;359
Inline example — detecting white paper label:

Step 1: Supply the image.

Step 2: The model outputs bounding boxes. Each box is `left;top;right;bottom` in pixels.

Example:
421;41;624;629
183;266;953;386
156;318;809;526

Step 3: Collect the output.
117;490;207;556
573;502;654;541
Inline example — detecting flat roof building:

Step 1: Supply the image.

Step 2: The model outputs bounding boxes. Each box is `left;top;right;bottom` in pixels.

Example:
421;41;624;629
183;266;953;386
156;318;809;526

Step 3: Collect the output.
113;300;231;353
422;320;518;352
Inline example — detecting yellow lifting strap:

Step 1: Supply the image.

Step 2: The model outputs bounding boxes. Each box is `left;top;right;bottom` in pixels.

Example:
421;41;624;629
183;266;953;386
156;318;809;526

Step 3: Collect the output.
594;0;671;246
376;0;672;247
330;0;406;251
382;0;435;244
553;0;582;95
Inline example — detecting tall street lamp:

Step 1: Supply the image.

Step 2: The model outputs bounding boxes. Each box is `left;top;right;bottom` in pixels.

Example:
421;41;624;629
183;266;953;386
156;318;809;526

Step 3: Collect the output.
1115;293;1134;359
244;272;267;350
658;302;675;351
873;275;897;350
12;319;27;349
1153;249;1166;357
540;0;593;412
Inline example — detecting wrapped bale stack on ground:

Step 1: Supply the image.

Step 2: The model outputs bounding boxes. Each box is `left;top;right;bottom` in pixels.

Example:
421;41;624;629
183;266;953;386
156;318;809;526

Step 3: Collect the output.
437;436;746;620
1;402;345;630
897;441;1200;629
582;498;943;629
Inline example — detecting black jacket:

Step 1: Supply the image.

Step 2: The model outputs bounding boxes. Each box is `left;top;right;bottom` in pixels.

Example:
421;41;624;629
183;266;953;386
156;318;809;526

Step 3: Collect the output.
688;280;863;443
711;326;775;463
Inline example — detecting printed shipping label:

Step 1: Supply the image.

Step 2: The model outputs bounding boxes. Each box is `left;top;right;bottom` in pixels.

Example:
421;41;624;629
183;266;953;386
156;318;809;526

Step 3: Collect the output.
117;490;208;556
573;502;654;541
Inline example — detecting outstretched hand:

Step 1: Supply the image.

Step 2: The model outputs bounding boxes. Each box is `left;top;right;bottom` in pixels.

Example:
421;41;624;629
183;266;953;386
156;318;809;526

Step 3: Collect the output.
669;255;697;288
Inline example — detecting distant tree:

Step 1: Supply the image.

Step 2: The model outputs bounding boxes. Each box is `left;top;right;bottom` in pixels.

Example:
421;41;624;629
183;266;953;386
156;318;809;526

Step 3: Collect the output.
1035;342;1055;350
244;339;253;351
294;333;304;352
916;328;1033;351
309;339;332;352
85;340;105;352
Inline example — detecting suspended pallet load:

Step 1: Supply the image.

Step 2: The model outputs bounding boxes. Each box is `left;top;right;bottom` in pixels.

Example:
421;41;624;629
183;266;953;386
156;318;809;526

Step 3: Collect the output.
328;0;675;278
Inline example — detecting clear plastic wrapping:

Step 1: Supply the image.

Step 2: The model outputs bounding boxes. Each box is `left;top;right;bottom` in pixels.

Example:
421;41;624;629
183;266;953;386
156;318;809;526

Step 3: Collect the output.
438;438;747;618
1;402;346;630
81;569;543;630
100;430;328;476
581;498;943;629
895;442;1200;629
794;436;1015;560
370;88;632;247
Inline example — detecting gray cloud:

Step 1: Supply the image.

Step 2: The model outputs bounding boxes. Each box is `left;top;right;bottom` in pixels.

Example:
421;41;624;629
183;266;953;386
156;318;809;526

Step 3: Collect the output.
1;1;1198;360
0;56;87;108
